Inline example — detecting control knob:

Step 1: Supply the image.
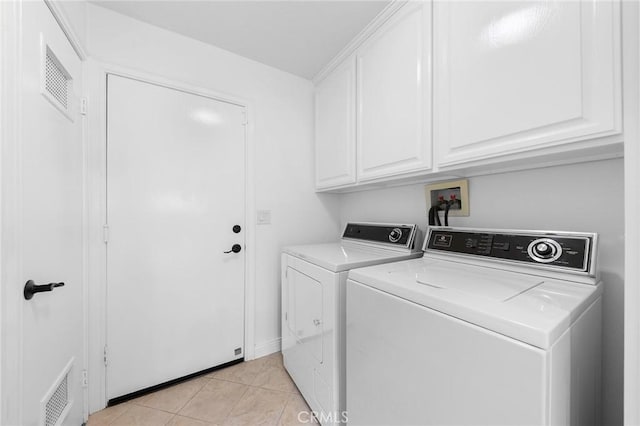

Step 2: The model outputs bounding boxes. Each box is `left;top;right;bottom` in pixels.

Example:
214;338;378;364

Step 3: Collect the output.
389;228;403;243
533;242;553;257
527;238;562;263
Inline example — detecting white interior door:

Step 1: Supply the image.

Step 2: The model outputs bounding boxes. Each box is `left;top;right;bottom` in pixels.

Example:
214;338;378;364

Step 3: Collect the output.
18;1;85;425
106;75;246;400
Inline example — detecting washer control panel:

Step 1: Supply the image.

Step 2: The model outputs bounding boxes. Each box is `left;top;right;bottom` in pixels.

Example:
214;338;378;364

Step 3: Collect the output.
425;227;595;272
343;223;417;249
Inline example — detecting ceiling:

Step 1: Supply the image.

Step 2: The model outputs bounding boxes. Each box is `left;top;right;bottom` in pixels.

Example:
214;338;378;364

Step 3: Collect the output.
90;1;391;80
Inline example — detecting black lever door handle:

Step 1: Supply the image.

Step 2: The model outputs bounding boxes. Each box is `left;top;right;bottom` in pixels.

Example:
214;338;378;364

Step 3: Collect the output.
23;280;65;300
224;244;242;254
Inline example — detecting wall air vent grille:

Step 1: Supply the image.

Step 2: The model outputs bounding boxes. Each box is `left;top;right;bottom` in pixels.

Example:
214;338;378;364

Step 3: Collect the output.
41;358;74;426
44;371;68;426
44;46;70;110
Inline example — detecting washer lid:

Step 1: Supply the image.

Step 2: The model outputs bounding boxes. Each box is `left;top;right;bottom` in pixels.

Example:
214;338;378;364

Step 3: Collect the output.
283;242;422;273
348;257;602;349
415;266;544;301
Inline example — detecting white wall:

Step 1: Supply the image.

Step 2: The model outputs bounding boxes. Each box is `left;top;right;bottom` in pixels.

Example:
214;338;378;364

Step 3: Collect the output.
337;158;624;426
85;4;341;355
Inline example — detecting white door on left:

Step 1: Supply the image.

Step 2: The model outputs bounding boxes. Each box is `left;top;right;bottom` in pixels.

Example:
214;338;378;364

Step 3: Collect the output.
9;1;85;425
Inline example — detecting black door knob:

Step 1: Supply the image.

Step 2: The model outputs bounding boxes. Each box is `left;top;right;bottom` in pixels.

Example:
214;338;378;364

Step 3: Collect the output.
224;244;242;254
233;225;241;234
24;280;65;300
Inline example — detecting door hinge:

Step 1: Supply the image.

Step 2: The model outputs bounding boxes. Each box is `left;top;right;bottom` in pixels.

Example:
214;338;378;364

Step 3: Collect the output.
103;224;109;244
241;109;248;126
81;369;88;388
103;346;108;366
80;98;87;115
285;312;288;321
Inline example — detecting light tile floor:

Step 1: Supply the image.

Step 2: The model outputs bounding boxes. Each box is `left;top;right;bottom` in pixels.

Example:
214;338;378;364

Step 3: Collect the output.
88;353;317;426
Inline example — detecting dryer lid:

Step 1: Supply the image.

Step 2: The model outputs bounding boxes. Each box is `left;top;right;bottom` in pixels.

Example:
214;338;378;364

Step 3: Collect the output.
283;222;422;272
283;242;421;272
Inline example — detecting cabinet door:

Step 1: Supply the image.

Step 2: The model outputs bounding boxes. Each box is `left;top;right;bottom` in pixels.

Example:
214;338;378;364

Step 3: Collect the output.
290;267;324;363
357;2;432;182
434;1;621;167
315;57;356;189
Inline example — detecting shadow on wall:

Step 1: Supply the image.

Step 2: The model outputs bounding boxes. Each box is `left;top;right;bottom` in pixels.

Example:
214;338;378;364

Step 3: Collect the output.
600;270;624;426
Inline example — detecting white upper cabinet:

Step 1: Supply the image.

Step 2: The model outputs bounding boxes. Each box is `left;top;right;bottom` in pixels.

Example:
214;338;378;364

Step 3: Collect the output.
357;2;432;181
315;57;357;189
433;0;621;167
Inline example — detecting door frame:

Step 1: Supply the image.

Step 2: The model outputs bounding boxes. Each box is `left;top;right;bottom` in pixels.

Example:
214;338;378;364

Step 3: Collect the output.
85;60;257;413
0;1;87;424
625;3;640;424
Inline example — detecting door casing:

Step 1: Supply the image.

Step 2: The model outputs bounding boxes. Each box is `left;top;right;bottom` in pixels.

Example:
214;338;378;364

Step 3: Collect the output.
85;60;257;414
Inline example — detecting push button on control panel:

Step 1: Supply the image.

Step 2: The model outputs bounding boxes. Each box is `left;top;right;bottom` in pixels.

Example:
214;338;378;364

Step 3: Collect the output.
433;234;453;248
492;242;510;251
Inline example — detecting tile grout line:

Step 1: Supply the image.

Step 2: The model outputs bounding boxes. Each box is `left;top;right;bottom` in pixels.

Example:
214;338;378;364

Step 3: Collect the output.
123;377;212;420
176;376;248;424
209;367;299;395
273;403;288;426
164;413;175;426
223;356;290;425
171;377;211;416
275;394;294;426
219;378;252;425
104;403;132;426
100;354;292;425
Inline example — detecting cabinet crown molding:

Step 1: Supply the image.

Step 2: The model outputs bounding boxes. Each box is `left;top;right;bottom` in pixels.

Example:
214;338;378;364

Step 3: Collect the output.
312;0;409;84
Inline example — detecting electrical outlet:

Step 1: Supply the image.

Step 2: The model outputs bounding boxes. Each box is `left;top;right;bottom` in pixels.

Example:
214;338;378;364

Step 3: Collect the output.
425;179;470;217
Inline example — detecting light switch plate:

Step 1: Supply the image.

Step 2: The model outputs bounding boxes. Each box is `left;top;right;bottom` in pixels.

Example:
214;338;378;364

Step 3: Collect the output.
257;210;271;225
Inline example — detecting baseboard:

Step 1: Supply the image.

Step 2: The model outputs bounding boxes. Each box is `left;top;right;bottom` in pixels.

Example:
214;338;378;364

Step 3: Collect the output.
253;337;282;359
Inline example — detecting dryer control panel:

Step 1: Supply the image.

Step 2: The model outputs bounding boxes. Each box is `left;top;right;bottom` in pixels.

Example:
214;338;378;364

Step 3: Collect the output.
342;223;418;250
425;227;596;274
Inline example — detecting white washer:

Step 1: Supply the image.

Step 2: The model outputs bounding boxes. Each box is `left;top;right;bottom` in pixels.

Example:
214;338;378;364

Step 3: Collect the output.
346;226;602;426
282;223;422;425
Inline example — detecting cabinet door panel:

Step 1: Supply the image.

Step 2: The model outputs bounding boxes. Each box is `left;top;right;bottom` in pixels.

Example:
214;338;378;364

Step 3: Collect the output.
357;2;432;181
434;0;621;166
292;268;323;363
315;58;356;189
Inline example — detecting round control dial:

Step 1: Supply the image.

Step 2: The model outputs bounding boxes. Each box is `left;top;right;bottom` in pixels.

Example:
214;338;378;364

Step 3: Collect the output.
389;228;403;243
527;238;562;263
533;243;553;256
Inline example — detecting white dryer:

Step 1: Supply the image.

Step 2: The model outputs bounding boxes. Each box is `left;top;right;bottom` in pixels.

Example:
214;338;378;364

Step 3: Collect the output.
282;223;422;425
346;226;602;426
